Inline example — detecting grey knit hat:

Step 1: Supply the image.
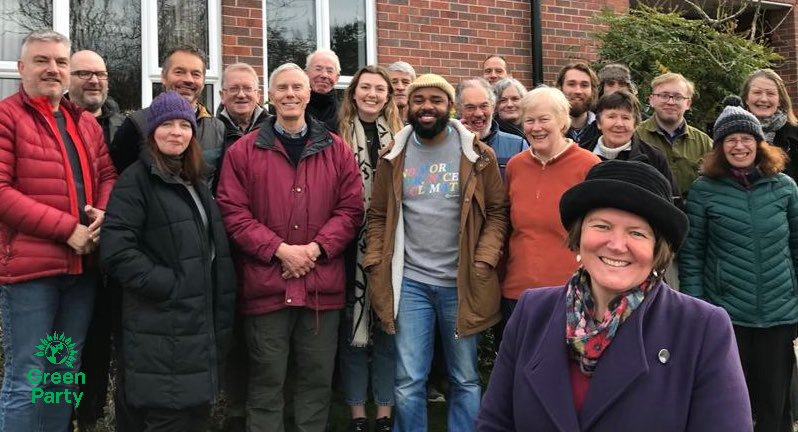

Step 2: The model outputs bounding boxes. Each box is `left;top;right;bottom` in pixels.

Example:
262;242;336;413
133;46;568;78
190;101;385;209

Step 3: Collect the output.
712;96;764;148
598;63;632;84
147;91;197;137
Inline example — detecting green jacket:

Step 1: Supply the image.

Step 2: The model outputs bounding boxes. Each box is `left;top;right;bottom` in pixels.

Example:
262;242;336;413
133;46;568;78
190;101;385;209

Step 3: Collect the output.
680;174;798;327
636;117;712;196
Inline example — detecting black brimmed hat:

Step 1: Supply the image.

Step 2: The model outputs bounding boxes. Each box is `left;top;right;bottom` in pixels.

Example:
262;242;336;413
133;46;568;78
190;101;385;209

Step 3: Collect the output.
560;160;689;251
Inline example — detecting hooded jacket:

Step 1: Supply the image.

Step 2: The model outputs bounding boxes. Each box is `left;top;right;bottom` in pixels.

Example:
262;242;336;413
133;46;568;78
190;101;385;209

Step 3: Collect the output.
364;120;509;337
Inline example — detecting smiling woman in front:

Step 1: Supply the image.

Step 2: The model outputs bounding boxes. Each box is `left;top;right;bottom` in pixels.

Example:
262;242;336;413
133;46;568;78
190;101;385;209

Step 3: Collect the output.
476;160;751;431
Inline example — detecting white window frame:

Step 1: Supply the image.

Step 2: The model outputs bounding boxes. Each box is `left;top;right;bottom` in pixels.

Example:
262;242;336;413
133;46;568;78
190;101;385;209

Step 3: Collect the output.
262;0;377;92
141;0;222;109
0;0;220;109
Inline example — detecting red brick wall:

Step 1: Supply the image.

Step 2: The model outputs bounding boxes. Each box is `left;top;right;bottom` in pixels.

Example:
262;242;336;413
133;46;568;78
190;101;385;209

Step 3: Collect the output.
220;0;645;93
539;0;629;84
375;0;532;88
221;0;265;85
769;6;798;111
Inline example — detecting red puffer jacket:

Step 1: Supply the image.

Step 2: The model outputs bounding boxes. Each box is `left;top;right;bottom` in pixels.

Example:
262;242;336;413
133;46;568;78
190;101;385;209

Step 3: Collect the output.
216;116;363;315
0;88;117;283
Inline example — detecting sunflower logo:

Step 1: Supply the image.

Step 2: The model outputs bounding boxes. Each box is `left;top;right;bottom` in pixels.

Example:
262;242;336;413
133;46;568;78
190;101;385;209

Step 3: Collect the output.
34;332;77;368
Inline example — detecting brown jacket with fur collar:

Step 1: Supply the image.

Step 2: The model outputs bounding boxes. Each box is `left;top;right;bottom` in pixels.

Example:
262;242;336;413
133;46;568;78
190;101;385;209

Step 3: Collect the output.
364;120;509;337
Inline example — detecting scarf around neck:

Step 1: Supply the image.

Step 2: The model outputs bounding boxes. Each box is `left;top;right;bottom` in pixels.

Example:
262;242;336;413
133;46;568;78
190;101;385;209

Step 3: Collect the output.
348;115;395;347
565;268;655;376
729;167;762;189
759;110;788;144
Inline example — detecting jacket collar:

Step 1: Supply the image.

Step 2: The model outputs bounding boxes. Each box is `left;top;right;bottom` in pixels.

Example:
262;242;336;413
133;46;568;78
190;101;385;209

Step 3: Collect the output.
383;119;479;163
219;105;266;132
255;114;334;159
523;281;665;430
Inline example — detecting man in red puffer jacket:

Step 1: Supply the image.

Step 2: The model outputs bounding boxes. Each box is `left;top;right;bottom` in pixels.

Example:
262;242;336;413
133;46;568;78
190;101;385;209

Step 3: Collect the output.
0;30;116;431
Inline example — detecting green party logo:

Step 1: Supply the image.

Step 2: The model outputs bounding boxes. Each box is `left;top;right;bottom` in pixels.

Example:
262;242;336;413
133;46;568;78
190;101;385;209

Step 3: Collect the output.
35;332;77;367
29;332;84;408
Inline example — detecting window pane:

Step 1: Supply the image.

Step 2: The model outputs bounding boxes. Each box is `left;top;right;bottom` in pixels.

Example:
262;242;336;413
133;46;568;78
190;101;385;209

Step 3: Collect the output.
70;0;142;112
0;1;54;61
0;78;19;100
330;0;366;76
266;0;316;77
157;0;209;66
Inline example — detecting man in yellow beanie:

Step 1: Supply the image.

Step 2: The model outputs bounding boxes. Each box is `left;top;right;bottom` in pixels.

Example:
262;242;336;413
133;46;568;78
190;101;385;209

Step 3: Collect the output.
364;73;509;432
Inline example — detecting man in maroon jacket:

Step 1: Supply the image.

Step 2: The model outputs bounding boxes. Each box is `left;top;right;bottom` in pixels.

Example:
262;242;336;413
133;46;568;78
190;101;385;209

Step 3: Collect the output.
216;62;363;432
0;30;116;431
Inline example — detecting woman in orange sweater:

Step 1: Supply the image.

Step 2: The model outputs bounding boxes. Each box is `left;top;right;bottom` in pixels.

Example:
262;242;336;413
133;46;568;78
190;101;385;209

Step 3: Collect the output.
503;86;600;321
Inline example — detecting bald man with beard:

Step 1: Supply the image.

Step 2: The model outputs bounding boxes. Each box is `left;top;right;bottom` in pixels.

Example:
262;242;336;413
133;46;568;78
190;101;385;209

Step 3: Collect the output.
68;50;124;149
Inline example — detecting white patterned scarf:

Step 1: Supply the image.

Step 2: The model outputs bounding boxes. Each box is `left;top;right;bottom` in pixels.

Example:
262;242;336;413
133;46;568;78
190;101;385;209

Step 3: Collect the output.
349;116;394;346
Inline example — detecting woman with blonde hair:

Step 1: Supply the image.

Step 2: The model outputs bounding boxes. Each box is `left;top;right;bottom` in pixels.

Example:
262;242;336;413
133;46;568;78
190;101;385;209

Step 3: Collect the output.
337;65;403;432
741;68;798;181
502;86;599;321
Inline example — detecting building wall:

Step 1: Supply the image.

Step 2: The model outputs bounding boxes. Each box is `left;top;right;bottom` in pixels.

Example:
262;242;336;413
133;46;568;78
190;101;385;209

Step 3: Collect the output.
769;6;798;107
538;0;629;83
375;0;629;89
220;0;798;105
221;0;265;82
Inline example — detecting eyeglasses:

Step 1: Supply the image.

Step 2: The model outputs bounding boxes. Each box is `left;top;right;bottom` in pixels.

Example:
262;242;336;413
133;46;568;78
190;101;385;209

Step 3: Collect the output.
71;70;109;80
723;136;757;146
223;86;257;95
651;93;689;103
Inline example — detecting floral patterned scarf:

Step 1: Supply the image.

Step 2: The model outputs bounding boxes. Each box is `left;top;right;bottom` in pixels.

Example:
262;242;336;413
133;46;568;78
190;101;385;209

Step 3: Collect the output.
565;268;655;376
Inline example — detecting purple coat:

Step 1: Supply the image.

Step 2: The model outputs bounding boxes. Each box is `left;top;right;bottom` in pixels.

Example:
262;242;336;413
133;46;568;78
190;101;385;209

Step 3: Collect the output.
476;282;752;431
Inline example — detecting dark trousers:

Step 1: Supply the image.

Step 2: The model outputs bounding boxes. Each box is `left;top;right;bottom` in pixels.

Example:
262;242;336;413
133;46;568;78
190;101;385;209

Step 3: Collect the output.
734;324;796;432
245;308;339;432
133;404;211;432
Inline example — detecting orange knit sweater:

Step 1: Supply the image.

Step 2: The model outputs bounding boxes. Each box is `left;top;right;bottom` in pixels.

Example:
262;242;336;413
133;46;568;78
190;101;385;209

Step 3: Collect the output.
503;144;600;299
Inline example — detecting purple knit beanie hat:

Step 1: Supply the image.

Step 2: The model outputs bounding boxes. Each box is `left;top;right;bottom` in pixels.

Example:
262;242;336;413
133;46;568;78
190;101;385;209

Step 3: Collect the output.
147;91;197;136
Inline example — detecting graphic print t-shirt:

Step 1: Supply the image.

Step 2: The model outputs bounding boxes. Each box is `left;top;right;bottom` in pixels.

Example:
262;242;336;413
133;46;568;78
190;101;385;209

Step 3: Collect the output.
402;128;461;287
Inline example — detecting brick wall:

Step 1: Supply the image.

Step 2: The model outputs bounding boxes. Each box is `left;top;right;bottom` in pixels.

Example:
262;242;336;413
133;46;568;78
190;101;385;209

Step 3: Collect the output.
769;6;798;109
375;0;532;88
376;0;629;90
221;0;265;85
539;0;628;84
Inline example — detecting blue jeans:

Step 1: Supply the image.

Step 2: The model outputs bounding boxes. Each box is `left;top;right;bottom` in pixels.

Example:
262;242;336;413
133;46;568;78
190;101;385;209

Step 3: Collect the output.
338;312;396;406
0;273;97;432
394;277;480;432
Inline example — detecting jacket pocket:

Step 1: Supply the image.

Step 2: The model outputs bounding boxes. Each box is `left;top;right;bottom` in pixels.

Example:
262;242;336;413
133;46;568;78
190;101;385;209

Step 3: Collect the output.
467;264;500;325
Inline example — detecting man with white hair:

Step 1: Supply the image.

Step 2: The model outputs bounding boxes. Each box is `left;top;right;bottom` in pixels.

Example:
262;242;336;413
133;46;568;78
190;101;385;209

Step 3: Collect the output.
218;62;270;148
305;49;341;132
456;78;527;178
387;61;416;124
216;62;363;432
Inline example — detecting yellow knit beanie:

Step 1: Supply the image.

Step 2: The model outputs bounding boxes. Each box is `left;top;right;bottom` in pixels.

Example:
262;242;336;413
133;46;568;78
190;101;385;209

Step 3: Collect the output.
406;74;455;103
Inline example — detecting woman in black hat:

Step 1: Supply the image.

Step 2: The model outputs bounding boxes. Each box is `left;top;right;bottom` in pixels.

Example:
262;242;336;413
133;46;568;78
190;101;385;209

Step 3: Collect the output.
476;160;751;431
680;103;798;432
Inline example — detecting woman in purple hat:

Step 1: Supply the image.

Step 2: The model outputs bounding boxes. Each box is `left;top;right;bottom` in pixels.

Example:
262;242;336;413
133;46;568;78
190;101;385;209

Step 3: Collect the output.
100;91;236;430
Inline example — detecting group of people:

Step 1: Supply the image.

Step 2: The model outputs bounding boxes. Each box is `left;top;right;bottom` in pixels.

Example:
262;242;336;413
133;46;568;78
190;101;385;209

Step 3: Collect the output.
0;27;797;432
